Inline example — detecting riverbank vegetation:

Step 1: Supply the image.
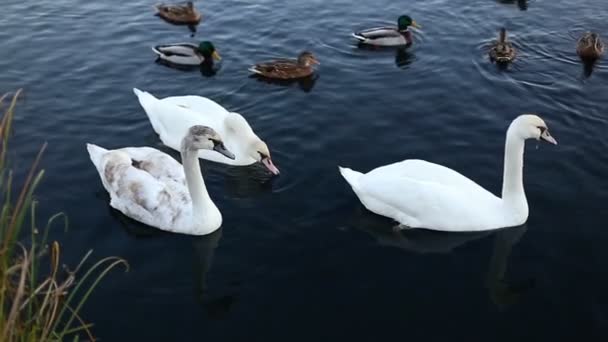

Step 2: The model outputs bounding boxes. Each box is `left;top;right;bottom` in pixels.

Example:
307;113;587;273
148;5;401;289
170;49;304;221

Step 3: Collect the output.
0;90;128;342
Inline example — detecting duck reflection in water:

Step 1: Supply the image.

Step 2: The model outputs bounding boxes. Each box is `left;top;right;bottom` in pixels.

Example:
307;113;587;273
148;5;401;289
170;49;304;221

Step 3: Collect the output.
154;58;220;78
249;74;318;93
395;48;414;68
497;0;528;10
354;43;415;69
582;59;598;78
349;209;534;308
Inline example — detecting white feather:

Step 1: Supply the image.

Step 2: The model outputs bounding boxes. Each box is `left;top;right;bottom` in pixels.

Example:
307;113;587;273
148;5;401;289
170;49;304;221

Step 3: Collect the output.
133;88;266;166
340;115;556;232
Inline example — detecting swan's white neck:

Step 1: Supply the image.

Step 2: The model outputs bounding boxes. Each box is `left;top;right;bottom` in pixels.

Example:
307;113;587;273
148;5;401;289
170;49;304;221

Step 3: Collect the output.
223;113;258;161
181;147;217;228
501;126;527;211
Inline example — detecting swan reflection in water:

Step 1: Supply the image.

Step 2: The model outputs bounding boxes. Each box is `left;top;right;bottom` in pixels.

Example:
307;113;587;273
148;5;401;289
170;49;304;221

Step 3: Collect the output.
106;207;236;317
350;209;534;308
193;228;237;319
223;163;276;198
485;224;534;309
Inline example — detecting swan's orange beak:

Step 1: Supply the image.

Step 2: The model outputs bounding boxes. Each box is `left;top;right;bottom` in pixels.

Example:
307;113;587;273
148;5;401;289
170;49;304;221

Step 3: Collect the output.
262;157;280;175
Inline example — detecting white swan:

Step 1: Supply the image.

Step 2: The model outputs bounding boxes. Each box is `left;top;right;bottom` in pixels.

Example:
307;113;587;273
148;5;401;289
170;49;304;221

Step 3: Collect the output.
339;114;557;232
133;88;280;175
87;125;235;235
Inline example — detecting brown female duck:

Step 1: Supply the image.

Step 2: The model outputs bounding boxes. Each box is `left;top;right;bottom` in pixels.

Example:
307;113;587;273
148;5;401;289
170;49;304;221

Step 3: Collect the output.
155;1;201;25
489;28;516;63
248;51;319;80
577;32;604;61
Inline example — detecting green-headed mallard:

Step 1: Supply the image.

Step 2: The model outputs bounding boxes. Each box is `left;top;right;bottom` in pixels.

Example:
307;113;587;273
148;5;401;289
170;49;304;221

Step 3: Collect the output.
248;51;319;80
577;32;604;61
352;15;421;47
154;1;201;25
152;41;220;66
489;28;516;63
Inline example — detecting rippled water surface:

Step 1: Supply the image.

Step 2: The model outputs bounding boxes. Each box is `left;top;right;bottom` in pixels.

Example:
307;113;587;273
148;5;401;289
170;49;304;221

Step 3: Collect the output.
2;0;608;340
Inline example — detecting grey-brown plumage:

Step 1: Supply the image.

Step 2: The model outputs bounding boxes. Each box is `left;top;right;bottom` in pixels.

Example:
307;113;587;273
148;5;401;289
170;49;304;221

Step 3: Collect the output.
249;51;319;80
489;28;516;63
577;32;604;61
154;1;201;25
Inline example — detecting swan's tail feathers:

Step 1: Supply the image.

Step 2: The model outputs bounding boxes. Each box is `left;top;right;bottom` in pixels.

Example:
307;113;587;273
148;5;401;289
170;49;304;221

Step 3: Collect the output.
133;88;158;103
133;87;143;97
86;143;108;169
338;166;363;189
133;88;160;116
133;88;166;138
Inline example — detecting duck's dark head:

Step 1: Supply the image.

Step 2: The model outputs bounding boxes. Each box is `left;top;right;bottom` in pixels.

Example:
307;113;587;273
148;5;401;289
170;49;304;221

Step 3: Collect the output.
198;41;221;61
397;15;420;31
297;51;320;66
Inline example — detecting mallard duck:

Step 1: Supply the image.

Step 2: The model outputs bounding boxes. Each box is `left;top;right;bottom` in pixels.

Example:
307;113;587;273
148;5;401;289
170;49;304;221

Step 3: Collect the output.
577;32;604;61
489;28;516;63
248;51;319;80
152;41;220;66
154;1;201;25
352;15;421;47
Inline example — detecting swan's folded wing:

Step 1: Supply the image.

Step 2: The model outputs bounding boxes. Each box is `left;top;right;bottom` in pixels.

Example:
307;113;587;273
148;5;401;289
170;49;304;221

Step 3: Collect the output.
135;91;223;151
162;95;229;119
118;147;186;185
152;96;229;145
367;159;486;192
100;150;188;229
358;172;502;231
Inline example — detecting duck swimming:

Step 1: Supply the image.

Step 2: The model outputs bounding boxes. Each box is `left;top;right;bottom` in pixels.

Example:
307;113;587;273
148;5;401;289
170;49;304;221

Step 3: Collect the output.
152;41;220;67
577;32;604;61
248;51;319;80
489;28;516;63
155;1;201;25
352;15;421;47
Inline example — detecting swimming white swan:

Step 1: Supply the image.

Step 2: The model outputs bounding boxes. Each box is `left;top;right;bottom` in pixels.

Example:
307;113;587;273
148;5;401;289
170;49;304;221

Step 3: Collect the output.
87;126;235;235
339;114;557;232
133;88;280;175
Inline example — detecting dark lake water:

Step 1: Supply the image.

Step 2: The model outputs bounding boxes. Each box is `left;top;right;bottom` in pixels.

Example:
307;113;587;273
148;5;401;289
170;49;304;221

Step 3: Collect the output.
2;0;608;340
